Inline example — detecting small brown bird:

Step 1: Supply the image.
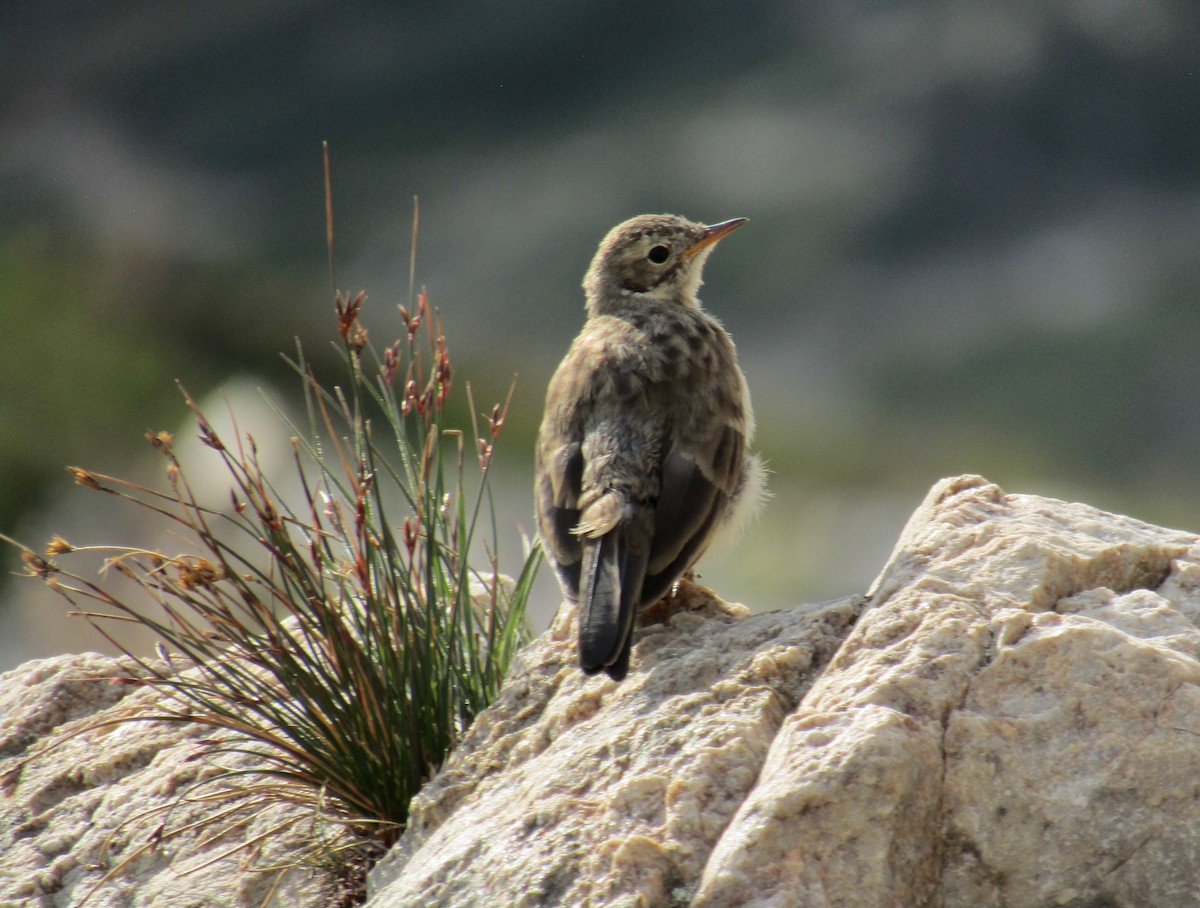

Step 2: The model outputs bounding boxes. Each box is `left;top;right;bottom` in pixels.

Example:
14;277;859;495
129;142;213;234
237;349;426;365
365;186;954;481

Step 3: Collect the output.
535;213;765;680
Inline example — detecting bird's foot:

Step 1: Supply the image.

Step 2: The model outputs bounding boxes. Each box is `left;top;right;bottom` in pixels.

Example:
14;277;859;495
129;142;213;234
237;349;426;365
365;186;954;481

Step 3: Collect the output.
639;574;719;625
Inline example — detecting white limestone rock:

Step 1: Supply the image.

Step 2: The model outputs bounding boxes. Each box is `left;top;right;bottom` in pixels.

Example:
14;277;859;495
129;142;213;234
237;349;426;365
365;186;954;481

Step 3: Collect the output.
368;476;1200;908
0;653;345;908
368;588;862;907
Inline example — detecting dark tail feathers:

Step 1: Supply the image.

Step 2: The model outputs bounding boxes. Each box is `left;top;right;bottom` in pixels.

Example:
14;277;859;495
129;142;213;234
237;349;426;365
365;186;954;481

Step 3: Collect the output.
578;529;648;680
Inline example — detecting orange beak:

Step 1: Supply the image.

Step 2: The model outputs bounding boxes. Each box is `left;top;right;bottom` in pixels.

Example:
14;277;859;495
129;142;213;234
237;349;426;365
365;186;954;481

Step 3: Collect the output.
683;217;748;258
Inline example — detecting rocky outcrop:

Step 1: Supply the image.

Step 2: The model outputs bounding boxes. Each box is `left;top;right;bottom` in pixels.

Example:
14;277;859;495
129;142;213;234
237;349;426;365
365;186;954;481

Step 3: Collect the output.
0;653;344;908
367;475;1200;908
5;475;1200;907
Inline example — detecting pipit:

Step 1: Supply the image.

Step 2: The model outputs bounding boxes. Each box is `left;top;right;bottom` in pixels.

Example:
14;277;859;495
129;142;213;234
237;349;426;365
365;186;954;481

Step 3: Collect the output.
536;213;766;680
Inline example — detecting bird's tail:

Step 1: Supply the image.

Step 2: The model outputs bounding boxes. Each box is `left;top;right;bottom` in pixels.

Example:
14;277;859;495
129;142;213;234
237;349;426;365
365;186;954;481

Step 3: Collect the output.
578;528;648;680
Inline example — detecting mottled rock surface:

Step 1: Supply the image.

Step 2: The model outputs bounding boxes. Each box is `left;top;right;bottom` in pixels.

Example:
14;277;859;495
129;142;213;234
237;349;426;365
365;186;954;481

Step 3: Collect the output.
0;653;342;908
368;475;1200;908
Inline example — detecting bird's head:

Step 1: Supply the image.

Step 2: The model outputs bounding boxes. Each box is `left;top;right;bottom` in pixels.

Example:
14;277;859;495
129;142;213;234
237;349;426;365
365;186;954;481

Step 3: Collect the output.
582;214;747;315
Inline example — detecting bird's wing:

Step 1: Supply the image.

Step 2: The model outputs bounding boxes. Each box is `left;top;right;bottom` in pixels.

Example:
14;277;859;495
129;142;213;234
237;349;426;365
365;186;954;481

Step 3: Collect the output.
536;320;654;604
642;422;745;603
535;437;584;600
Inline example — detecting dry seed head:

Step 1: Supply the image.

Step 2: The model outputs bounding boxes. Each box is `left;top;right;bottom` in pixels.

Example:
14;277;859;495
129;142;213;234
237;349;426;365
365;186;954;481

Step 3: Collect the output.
197;419;224;451
383;341;402;384
21;550;56;577
400;302;423;340
45;535;73;556
146;430;174;452
402;379;419;416
174;556;226;590
69;467;103;490
336;290;365;339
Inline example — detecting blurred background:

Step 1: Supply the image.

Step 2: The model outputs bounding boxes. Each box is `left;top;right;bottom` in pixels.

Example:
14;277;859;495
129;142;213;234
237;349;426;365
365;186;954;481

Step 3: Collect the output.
3;0;1199;670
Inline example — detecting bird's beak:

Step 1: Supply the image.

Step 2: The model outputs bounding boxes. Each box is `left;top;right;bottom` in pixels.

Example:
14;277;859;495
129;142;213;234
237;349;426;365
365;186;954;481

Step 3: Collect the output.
683;217;749;258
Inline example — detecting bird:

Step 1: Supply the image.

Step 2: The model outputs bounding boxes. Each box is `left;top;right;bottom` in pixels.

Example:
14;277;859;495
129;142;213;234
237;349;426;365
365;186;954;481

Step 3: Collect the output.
535;213;766;681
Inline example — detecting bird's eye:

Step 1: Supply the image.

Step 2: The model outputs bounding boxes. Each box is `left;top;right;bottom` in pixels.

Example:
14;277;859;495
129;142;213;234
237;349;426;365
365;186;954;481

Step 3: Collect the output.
647;245;670;265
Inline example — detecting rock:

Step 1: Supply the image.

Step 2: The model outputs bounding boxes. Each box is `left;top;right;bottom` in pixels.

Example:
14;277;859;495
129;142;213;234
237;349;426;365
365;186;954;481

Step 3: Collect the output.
5;476;1199;907
367;476;1200;908
367;586;862;908
0;653;344;908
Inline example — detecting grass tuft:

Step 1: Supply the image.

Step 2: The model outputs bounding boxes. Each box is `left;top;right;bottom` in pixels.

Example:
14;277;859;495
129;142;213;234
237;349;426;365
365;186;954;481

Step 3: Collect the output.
4;280;541;895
